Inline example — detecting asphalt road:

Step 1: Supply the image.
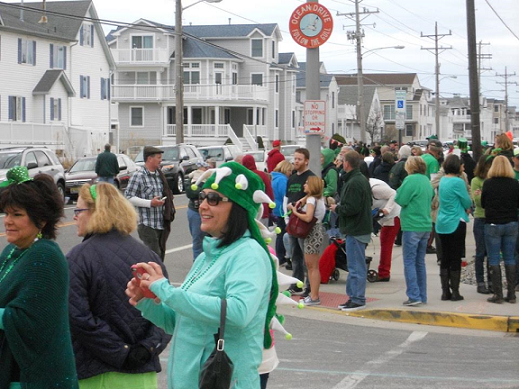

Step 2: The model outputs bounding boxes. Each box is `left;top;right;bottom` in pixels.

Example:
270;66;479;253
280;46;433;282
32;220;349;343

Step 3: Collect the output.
1;195;518;388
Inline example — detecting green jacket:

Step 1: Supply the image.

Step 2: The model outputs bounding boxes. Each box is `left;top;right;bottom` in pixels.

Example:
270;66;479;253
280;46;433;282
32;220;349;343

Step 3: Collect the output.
95;150;120;178
395;173;435;232
471;176;485;219
388;158;408;190
422;153;439;180
336;169;373;236
321;148;338;197
0;240;78;388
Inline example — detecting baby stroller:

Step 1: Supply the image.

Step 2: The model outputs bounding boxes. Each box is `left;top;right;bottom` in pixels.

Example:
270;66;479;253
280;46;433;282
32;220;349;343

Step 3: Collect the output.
320;237;378;283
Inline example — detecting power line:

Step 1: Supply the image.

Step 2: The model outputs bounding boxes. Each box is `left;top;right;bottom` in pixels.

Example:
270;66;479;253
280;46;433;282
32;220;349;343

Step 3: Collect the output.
483;0;519;42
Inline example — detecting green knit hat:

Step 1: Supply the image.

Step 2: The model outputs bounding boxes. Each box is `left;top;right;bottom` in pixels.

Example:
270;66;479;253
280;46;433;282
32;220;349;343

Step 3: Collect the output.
458;137;468;153
195;162;279;349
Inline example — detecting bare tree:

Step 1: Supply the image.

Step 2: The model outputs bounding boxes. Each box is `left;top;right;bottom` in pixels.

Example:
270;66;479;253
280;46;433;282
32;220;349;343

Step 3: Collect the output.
366;109;383;144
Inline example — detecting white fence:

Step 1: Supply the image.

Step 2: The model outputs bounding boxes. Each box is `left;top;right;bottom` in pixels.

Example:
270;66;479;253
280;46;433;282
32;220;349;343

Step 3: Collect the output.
112;49;170;64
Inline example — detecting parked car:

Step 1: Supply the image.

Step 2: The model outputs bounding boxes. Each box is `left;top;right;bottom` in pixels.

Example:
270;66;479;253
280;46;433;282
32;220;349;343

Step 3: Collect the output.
0;146;66;199
134;144;203;193
246;150;267;172
198;145;241;166
65;154;139;200
280;144;303;163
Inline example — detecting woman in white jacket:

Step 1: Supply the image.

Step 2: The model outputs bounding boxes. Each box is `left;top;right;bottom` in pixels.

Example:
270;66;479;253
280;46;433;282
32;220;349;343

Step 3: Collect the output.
369;177;401;282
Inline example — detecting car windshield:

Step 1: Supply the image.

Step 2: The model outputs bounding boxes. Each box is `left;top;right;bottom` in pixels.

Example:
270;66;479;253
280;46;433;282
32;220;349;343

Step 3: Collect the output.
135;147;179;163
281;146;299;157
69;159;96;172
0;152;22;169
249;152;265;162
200;148;224;161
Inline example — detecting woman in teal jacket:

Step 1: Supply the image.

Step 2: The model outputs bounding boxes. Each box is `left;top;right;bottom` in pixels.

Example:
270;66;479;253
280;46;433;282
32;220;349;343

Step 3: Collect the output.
436;155;473;301
126;162;278;389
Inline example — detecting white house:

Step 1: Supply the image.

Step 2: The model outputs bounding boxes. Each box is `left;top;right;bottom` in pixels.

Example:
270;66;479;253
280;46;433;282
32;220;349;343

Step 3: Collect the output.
107;21;300;151
0;1;115;159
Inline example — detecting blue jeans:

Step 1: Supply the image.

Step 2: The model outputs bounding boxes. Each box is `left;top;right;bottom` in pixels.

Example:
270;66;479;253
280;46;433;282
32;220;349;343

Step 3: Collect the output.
187;207;203;261
473;218;489;284
484;222;518;266
402;231;429;303
97;176;115;185
345;235;367;305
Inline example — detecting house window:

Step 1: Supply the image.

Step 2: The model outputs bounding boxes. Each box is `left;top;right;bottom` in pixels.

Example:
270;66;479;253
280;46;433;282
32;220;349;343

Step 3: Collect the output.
494;105;499;112
293;75;296;94
296;91;301;103
80;76;90;98
132;35;153;49
262;108;266;125
232;72;238;85
292;111;295;128
50;44;66;69
101;78;110;100
214;63;224;69
251;39;263;57
406;104;413;120
50;98;62;121
183;63;200;85
383;104;395;120
8;96;25;122
130;107;144;127
332;92;335;109
18;39;36;65
275;75;279;93
272;41;275;59
275;110;279;128
405;124;413;137
494;118;499;124
251;74;263;86
80;23;94;47
247;109;253;125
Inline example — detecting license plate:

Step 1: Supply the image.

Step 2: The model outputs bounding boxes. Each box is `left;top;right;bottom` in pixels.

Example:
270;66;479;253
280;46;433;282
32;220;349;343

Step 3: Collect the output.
70;187;80;194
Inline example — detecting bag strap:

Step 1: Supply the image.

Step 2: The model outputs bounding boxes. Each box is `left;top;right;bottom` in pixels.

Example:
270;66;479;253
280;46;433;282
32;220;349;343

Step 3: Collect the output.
217;299;227;351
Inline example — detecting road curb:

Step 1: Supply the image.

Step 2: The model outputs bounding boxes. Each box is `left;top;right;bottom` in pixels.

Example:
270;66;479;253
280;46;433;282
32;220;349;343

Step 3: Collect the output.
311;306;519;333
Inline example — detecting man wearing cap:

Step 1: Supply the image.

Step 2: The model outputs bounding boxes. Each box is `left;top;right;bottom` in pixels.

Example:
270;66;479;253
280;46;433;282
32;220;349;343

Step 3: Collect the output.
95;143;119;185
422;139;442;180
267;140;285;173
125;146;169;259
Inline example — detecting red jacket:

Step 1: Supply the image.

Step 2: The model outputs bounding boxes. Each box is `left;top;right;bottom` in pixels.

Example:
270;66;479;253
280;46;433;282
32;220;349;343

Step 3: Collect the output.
242;154;274;219
266;148;285;173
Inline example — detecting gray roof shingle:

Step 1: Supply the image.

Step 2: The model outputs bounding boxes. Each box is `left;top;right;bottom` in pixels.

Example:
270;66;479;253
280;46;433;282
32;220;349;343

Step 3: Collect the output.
335;73;417;86
0;1;91;41
183;24;278;38
177;36;238;59
33;69;75;96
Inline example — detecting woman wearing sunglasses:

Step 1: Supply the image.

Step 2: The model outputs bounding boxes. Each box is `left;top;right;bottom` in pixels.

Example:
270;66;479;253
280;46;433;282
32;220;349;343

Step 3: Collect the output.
126;162;279;389
67;183;171;388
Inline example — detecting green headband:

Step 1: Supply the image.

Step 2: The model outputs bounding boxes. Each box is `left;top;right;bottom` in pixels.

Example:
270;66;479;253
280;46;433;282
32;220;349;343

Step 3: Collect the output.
0;166;33;188
90;184;97;201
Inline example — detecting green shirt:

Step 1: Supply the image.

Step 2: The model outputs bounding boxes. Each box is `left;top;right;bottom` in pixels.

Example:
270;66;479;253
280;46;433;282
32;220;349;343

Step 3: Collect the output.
515;169;519;181
395;173;435;232
471;176;485;219
422;153;439;180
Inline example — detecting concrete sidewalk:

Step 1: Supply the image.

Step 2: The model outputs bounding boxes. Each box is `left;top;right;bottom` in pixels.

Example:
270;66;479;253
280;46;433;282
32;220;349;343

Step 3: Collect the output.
281;219;519;333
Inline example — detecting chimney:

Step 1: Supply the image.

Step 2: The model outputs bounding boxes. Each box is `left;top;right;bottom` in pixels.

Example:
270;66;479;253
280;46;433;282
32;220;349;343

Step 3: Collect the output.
38;0;48;24
20;0;24;21
228;18;231;25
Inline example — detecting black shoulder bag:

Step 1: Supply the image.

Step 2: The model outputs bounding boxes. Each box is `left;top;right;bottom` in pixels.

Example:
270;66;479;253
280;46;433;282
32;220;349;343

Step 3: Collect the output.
199;299;234;389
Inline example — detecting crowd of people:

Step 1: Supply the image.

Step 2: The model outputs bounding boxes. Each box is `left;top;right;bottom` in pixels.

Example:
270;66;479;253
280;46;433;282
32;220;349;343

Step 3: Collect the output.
1;133;518;388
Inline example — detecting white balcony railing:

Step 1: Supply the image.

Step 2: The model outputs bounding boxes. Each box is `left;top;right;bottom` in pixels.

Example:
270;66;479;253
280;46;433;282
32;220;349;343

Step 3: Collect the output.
165;124;231;138
112;49;170;64
112;84;269;102
0;122;67;146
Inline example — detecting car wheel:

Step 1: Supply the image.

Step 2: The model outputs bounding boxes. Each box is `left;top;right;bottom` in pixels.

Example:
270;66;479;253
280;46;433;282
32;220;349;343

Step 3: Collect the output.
57;182;66;202
173;173;184;194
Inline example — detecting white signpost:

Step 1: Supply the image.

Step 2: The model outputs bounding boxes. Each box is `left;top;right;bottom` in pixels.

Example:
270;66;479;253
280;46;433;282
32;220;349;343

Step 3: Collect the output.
303;100;326;134
395;89;406;144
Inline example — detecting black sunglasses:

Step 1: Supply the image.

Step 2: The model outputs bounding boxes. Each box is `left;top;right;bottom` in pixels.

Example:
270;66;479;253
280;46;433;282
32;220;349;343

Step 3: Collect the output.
199;191;230;206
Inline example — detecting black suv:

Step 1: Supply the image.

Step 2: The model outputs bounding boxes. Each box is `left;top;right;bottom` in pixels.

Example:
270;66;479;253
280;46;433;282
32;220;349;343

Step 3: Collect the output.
0;146;66;198
134;144;203;194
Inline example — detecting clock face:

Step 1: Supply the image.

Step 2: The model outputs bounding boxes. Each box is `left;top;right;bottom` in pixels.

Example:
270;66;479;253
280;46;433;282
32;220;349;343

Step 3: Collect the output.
300;14;323;37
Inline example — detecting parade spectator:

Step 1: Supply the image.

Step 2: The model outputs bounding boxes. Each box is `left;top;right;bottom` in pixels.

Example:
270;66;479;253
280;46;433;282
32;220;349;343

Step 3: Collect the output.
284;148;316;295
126;162;278;389
458;138;476;183
513;149;519;180
471;155;494;294
435;155;472;301
321;148;338;198
242;154;274;227
272;160;293;266
411;146;423;156
373;152;395;184
481;155;519;304
493;133;514;166
95;143;119;185
288;176;326;306
125;146;174;260
67;183;170;387
186;161;211;260
331;151;372;311
422;139;442;254
389;145;412;190
395;157;434;306
0;167;78;388
368;146;382;177
267;140;285;173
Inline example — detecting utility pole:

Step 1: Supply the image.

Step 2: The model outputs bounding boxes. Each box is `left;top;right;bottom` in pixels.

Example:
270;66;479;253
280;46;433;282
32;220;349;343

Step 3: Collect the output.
337;1;378;144
466;0;481;161
496;67;517;133
175;0;184;144
421;22;452;140
477;41;492;94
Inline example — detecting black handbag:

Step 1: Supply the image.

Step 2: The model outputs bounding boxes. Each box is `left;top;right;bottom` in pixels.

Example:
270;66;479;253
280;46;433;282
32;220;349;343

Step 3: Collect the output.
199;299;234;389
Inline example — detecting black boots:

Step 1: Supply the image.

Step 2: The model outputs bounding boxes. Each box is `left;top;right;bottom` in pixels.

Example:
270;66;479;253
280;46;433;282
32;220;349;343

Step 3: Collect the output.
504;265;517;304
477;283;490;294
440;268;451;301
487;265;503;304
450;270;464;301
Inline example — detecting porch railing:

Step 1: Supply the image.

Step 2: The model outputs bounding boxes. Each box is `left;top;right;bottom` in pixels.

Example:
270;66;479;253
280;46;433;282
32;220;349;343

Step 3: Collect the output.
242;125;258;151
112;49;170;64
165;124;242;150
0;122;67;146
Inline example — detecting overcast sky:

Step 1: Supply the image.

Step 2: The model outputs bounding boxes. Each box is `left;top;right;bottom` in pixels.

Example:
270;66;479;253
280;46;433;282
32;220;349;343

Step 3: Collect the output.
15;0;519;105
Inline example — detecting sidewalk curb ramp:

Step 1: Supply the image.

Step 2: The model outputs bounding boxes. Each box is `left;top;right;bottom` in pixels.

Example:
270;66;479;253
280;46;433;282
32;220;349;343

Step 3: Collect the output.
314;307;519;332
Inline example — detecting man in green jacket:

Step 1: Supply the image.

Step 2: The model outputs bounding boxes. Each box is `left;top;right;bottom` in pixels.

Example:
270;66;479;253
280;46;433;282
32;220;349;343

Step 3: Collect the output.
321;148;338;198
95;144;120;185
331;151;372;311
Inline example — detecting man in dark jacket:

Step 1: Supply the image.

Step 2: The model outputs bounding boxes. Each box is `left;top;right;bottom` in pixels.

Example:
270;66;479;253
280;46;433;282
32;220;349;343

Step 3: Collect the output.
388;145;411;190
331;151;372;312
95;144;119;185
267;140;285;172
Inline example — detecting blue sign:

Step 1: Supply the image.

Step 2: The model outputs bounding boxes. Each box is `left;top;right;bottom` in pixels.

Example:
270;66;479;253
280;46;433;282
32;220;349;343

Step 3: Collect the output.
397;100;404;109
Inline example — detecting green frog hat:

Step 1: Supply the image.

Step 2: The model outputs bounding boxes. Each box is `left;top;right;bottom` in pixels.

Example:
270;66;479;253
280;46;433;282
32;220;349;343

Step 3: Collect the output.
193;161;280;348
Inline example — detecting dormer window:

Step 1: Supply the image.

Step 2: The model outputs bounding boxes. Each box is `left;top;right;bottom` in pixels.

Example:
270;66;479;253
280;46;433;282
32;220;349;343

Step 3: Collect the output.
251;39;263;57
80;23;94;47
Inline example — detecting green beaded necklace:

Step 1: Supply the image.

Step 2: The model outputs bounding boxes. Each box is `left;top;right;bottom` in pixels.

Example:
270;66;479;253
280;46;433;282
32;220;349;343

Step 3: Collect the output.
0;240;38;284
181;254;220;291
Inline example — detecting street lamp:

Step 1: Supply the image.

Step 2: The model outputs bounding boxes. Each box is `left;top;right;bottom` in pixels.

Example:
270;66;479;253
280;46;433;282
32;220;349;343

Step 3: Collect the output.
175;0;222;144
357;45;404;144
